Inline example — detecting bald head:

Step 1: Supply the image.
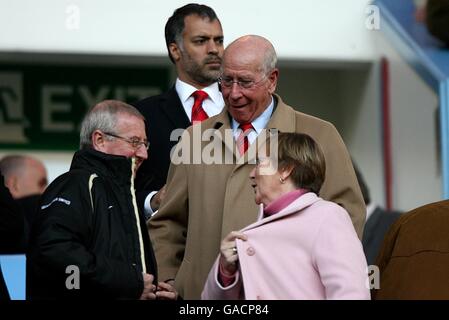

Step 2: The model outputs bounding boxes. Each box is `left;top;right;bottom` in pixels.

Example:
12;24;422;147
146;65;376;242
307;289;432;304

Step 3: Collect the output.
0;155;48;199
220;35;279;124
223;35;277;74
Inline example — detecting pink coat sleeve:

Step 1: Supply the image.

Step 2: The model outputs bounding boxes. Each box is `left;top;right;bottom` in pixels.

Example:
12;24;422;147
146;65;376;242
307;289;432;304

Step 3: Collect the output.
313;205;371;300
201;257;243;300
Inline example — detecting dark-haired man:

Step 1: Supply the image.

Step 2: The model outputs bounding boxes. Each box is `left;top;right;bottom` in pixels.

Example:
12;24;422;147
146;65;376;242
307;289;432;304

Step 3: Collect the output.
133;4;225;218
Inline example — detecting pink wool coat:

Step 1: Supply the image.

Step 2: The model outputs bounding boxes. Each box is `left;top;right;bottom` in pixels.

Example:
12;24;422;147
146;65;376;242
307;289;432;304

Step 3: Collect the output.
202;193;370;300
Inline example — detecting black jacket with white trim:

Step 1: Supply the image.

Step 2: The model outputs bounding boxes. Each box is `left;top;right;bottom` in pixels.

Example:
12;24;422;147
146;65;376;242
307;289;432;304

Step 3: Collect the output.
27;148;157;299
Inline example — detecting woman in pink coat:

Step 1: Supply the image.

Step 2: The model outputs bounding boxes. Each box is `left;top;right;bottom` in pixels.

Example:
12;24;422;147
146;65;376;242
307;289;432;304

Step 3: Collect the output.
202;133;370;300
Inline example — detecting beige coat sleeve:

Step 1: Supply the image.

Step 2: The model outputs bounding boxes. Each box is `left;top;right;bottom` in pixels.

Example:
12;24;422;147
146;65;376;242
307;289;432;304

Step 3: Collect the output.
148;139;189;283
314;121;366;239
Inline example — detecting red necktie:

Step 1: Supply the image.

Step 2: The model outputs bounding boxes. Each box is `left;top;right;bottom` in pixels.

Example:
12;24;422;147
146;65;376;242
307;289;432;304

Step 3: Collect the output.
191;90;209;123
237;123;254;155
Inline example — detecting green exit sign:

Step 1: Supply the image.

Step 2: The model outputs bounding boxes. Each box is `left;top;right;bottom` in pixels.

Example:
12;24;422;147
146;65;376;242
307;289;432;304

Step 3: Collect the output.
0;64;169;150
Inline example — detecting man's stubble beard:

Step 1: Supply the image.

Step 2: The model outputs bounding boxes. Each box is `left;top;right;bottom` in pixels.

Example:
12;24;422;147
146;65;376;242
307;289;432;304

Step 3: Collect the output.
182;51;221;85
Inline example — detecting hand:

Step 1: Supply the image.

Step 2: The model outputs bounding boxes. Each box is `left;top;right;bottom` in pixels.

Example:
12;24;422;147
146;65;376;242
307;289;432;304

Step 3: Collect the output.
219;231;248;276
139;273;157;300
156;280;178;300
150;184;167;211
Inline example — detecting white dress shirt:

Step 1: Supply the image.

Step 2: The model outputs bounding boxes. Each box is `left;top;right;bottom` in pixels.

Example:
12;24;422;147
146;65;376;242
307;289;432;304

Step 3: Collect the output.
175;78;224;121
231;96;275;145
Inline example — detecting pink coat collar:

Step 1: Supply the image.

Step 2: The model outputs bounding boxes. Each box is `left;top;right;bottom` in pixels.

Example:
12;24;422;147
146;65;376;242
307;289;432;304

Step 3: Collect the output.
263;189;309;217
242;192;320;232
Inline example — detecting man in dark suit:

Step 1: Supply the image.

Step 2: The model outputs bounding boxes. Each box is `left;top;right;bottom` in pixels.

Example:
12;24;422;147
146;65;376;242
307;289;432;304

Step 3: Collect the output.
133;4;225;218
354;165;401;266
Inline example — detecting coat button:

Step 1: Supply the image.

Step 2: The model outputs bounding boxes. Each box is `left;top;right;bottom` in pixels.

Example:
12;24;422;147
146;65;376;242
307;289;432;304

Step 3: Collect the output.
246;247;255;256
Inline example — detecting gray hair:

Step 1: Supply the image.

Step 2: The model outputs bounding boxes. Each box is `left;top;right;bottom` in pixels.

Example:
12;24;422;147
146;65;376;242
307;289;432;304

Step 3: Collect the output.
79;100;145;150
261;41;277;75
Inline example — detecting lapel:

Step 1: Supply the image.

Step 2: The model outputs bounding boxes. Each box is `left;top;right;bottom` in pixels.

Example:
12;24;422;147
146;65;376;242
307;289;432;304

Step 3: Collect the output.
160;86;191;129
265;94;297;133
210;108;237;162
241;192;320;232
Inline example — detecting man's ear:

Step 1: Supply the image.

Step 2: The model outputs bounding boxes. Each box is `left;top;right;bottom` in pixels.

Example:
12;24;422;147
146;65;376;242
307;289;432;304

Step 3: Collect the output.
5;175;19;198
92;130;106;152
267;68;279;94
169;43;181;62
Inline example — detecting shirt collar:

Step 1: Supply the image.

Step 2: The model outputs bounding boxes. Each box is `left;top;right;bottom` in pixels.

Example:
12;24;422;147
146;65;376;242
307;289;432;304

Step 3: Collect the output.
231;96;274;134
175;78;222;105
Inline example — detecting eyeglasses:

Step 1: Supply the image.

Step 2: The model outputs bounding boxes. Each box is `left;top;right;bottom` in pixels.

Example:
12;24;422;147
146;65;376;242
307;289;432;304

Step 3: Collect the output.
218;74;268;90
102;132;149;150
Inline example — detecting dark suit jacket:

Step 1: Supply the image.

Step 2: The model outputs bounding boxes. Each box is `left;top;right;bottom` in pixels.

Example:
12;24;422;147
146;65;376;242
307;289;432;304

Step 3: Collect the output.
362;206;401;266
132;87;190;205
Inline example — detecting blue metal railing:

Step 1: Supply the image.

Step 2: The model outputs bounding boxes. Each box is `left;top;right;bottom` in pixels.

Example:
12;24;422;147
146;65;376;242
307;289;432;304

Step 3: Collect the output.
0;254;26;300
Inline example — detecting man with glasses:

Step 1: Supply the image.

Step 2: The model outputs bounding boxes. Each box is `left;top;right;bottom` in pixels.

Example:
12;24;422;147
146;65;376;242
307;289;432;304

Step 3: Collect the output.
132;4;225;218
27;100;177;300
150;35;366;299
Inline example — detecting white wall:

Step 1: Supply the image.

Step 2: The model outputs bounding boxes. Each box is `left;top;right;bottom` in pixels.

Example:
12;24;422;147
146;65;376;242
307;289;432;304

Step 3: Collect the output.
0;0;374;60
339;63;386;208
372;33;441;211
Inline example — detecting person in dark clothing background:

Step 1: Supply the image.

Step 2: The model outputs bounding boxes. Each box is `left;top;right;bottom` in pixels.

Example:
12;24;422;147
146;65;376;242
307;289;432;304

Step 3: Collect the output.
0;155;48;251
0;155;47;201
353;165;401;266
26;100;177;300
426;0;449;46
0;172;24;254
373;199;449;299
1;172;24;300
